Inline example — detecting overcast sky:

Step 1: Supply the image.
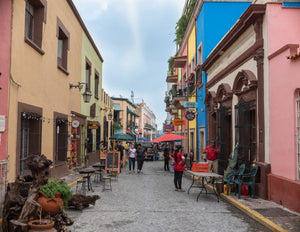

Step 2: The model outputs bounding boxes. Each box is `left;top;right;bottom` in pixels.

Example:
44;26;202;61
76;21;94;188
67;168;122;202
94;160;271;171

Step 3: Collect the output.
73;0;185;130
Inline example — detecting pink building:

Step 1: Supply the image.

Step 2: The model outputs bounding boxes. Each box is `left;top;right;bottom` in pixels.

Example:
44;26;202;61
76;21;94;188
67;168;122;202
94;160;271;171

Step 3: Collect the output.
0;0;11;201
0;1;11;161
267;3;300;213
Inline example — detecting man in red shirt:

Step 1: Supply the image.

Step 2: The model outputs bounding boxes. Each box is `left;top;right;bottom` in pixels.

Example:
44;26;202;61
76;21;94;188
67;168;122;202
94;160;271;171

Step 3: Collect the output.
203;140;219;173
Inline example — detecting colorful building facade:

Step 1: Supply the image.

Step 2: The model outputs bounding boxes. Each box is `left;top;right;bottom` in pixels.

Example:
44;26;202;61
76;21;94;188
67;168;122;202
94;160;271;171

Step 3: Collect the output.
195;1;251;160
7;0;103;181
267;2;300;213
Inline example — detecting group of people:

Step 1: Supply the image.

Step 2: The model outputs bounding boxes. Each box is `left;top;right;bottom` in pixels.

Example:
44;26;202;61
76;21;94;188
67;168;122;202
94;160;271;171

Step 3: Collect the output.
163;140;219;192
127;143;147;174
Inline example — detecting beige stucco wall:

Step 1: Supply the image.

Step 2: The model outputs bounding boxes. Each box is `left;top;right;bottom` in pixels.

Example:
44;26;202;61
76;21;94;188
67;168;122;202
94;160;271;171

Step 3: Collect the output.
8;1;83;181
206;25;258;150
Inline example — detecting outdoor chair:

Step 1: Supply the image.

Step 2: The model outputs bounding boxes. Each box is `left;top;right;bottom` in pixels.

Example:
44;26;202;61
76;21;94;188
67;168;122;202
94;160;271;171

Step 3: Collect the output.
224;164;245;195
236;166;258;199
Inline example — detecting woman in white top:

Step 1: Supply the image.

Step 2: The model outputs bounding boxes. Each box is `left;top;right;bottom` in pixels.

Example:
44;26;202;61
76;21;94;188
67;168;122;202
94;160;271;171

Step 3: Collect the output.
127;143;137;173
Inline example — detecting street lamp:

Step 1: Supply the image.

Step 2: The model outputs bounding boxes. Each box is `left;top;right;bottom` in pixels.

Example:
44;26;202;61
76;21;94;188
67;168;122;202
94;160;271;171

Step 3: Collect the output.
82;91;92;103
107;111;113;120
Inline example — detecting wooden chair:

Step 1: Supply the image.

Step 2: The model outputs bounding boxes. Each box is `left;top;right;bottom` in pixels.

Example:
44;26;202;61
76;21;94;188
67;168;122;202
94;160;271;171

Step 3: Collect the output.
236;166;258;199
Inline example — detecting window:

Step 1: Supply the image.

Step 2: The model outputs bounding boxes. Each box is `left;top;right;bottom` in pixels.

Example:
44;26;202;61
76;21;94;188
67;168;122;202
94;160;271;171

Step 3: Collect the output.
94;71;99;98
24;0;47;54
57;18;69;74
85;60;91;92
55;117;68;163
20;112;42;175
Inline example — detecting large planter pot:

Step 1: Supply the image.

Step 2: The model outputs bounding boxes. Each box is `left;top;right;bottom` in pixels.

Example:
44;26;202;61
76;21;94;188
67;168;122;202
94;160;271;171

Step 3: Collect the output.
37;192;64;216
28;219;56;231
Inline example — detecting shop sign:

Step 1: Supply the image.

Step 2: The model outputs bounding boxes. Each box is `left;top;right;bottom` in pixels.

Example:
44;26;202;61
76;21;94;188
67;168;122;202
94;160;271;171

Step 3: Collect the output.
172;119;185;126
72;120;80;128
183;101;198;108
88;125;98;129
185;112;195;121
89;121;99;125
164;124;174;131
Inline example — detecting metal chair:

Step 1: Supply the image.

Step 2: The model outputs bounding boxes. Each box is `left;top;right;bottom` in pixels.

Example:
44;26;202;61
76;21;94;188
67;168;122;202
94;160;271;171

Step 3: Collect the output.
236;166;259;199
102;176;112;191
75;178;87;195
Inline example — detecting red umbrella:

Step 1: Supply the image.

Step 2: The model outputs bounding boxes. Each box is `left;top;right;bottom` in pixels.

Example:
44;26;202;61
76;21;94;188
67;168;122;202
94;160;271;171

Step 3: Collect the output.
149;132;187;143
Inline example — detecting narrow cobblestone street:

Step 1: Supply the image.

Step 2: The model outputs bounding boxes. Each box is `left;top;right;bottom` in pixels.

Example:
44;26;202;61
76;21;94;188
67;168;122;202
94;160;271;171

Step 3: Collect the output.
67;161;270;232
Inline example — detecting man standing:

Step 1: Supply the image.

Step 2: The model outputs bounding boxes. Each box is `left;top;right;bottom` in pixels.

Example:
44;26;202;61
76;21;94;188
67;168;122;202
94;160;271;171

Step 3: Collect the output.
136;144;147;174
203;140;219;173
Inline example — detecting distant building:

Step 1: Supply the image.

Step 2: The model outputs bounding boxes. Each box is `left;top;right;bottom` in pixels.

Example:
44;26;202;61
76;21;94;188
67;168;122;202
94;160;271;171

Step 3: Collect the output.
136;101;157;141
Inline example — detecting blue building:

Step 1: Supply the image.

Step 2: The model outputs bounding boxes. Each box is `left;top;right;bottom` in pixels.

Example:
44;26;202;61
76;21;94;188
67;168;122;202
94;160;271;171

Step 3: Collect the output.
195;1;251;159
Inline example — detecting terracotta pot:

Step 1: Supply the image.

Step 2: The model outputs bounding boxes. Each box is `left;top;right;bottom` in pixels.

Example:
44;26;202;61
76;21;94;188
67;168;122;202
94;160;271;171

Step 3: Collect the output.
28;219;56;231
37;192;64;215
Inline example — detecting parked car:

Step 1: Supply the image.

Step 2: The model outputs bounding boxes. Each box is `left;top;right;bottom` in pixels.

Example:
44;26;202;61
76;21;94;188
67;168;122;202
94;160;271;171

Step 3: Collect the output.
140;143;154;161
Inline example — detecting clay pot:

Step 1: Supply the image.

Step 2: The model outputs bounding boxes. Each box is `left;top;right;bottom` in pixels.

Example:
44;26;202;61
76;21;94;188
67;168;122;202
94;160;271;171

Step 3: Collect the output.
37;192;64;215
28;219;56;231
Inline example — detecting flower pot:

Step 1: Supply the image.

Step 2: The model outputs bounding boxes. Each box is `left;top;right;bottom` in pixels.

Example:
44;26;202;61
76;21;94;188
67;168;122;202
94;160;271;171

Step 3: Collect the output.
37;192;64;216
28;219;56;231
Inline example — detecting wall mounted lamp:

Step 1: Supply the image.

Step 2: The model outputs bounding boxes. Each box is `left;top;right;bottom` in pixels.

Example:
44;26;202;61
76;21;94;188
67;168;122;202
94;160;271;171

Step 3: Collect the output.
69;82;86;90
69;82;91;103
100;107;113;120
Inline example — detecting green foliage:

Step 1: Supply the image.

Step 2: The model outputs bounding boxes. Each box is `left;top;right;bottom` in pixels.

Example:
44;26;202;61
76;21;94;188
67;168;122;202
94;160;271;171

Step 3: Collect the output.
168;56;174;75
174;0;197;47
40;179;72;208
113;122;122;130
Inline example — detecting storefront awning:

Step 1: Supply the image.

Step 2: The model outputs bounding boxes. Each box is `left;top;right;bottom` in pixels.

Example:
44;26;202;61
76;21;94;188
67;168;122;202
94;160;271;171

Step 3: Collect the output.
114;103;123;111
128;130;138;137
127;107;139;117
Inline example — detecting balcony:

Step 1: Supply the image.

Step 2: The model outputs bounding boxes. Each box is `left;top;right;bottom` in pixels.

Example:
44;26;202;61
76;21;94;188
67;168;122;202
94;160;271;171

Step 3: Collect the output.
166;74;178;83
172;55;187;68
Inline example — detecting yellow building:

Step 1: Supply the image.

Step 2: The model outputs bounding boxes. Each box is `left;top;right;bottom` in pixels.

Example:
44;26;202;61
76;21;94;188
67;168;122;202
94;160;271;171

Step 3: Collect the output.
7;0;103;180
187;25;197;156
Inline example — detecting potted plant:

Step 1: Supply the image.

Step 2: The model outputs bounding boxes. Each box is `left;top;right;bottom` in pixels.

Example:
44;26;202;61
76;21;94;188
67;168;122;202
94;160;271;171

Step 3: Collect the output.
37;178;72;215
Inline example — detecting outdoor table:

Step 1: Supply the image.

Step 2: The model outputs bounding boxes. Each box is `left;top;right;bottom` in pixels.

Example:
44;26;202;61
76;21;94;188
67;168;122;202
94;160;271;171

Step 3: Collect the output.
92;162;105;181
186;170;223;202
79;167;96;192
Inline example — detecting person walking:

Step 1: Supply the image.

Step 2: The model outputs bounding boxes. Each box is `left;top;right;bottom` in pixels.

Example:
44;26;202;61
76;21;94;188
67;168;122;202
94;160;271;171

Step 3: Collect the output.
203;140;219;173
136;144;146;173
163;148;170;171
128;143;136;173
171;145;185;192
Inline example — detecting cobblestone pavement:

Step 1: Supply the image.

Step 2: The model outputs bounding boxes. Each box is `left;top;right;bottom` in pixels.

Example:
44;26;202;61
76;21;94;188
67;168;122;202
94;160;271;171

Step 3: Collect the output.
67;161;270;232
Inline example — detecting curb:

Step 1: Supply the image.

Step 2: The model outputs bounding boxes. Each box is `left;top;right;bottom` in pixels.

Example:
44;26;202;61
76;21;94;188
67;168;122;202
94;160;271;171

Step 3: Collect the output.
220;192;288;232
204;182;288;232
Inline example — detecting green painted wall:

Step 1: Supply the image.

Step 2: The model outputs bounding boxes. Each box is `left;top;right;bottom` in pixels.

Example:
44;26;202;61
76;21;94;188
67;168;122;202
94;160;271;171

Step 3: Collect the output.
81;32;103;155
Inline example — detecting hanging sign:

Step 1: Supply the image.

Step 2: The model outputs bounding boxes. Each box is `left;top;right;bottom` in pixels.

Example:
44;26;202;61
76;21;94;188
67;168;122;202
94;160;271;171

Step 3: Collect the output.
72;120;80;128
172;119;185;126
185;112;195;121
183;101;198;108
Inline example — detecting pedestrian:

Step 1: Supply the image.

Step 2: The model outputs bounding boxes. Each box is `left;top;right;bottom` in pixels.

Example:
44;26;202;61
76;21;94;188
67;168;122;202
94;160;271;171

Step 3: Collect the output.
136;144;146;173
127;143;136;173
188;150;194;170
171;145;185;192
116;141;125;168
203;140;219;173
163;148;170;171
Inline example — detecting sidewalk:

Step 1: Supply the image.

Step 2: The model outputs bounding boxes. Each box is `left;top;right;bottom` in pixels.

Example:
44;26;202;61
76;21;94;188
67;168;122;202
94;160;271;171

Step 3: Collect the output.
61;166;300;232
183;171;300;232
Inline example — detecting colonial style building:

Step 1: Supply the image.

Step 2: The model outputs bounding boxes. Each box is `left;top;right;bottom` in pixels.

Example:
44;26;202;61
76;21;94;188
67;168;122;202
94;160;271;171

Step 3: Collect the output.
136;101;157;141
7;0;103;180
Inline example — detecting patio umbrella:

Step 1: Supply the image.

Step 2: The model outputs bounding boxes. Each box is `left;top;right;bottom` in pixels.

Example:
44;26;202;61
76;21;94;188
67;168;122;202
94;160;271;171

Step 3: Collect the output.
138;137;148;141
109;133;134;141
149;132;187;143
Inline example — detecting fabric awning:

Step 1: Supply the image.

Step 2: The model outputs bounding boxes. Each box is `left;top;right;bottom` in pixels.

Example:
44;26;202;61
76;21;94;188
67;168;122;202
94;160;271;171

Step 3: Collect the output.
113;103;123;111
